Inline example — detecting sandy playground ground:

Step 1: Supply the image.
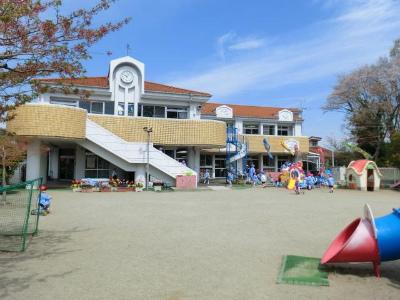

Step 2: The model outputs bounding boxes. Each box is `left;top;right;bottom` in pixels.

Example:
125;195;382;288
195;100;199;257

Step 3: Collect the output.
1;187;399;300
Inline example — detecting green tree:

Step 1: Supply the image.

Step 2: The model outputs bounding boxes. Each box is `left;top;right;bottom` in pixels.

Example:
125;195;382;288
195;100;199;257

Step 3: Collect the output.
0;0;130;122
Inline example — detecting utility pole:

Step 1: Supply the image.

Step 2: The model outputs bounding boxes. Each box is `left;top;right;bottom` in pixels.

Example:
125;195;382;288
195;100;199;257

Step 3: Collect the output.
143;126;152;190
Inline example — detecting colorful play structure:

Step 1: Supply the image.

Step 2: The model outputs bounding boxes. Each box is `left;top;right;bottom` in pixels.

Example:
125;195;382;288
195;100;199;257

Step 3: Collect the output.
346;159;382;191
226;126;248;179
321;204;400;277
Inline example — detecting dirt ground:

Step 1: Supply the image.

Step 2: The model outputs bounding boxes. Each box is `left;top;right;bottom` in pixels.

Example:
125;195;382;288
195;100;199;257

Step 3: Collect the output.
1;187;399;300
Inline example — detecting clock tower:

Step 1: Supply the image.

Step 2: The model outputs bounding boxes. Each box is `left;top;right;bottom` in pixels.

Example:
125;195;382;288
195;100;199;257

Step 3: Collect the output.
108;56;145;116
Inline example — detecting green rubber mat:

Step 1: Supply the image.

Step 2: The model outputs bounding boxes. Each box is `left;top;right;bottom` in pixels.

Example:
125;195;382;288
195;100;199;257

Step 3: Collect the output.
277;255;329;286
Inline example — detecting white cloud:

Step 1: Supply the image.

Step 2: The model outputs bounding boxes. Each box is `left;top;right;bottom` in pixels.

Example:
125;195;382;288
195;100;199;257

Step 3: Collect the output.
228;38;265;51
216;32;265;60
170;0;400;99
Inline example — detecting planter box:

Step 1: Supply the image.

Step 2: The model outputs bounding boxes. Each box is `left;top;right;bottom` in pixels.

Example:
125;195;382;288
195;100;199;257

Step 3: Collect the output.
176;175;197;189
117;187;133;192
154;185;162;192
81;188;93;193
101;187;111;192
72;187;81;192
136;187;144;192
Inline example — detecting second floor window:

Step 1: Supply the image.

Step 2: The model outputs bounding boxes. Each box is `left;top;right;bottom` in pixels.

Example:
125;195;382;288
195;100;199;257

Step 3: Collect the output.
140;105;166;118
166;107;187;119
277;125;293;136
263;125;275;135
90;102;103;114
244;124;259;135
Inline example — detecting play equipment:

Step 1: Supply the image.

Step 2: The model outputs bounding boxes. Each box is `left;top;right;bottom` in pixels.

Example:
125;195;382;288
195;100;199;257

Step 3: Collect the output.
321;204;400;277
390;181;400;190
263;137;273;160
286;161;304;190
346;160;382;191
345;142;373;160
226;126;248;179
280;141;295;156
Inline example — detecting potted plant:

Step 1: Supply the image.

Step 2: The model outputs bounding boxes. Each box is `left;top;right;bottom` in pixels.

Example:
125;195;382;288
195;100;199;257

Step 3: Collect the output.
153;180;163;192
81;183;93;192
71;180;81;192
100;181;111;192
110;178;119;192
135;181;144;192
127;181;136;192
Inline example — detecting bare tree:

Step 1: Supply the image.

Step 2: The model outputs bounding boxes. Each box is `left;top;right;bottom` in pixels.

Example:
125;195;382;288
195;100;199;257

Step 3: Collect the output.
324;40;400;160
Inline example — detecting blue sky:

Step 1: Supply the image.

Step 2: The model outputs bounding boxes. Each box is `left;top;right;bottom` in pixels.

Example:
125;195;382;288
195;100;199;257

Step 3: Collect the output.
66;0;400;144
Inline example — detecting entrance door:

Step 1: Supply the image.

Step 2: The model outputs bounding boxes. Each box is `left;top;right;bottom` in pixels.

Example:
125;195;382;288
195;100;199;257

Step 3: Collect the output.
367;169;374;191
59;149;75;180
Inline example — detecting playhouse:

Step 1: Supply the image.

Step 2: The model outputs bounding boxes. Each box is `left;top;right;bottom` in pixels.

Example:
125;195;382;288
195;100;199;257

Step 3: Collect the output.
346;160;382;191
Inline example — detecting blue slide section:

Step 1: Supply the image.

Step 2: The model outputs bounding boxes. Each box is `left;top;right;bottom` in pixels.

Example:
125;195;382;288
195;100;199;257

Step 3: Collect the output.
375;208;400;261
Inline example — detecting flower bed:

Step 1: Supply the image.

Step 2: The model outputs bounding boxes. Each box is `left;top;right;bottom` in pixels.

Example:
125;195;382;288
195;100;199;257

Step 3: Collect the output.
71;178;145;192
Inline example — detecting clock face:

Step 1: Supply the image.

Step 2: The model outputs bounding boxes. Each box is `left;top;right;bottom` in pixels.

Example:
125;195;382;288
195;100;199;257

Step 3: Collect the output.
281;112;290;120
279;110;293;122
120;70;134;84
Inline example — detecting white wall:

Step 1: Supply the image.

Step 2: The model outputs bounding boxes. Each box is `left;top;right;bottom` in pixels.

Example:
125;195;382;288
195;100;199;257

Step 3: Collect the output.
295;123;302;136
75;146;86;179
48;147;59;180
26;140;47;183
235;119;243;134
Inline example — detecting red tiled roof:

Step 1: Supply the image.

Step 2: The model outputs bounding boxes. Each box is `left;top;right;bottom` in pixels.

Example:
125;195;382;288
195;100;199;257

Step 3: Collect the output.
310;146;332;155
201;102;301;120
347;159;382;176
37;76;211;97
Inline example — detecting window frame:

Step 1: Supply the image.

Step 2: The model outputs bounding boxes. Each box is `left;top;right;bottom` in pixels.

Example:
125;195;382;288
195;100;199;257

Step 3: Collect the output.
243;123;259;135
262;124;276;135
90;101;104;114
277;125;293;136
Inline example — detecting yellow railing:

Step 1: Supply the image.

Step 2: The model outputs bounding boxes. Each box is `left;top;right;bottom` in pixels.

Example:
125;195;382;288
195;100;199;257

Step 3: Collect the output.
7;104;227;147
241;134;310;153
89;115;227;147
7;104;87;139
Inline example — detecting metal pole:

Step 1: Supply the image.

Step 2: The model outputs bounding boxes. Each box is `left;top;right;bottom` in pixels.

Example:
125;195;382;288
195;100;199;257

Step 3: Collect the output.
146;131;149;191
143;127;152;191
332;150;335;168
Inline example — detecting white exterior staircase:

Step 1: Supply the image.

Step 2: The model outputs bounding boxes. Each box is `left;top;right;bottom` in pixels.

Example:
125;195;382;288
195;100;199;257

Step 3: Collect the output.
78;119;196;182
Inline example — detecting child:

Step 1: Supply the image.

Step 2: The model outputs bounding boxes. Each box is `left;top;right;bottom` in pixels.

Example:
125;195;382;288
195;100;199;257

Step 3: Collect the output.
203;169;210;185
226;171;234;187
294;178;299;195
39;185;52;214
249;164;256;186
305;172;314;190
260;171;267;188
327;174;335;193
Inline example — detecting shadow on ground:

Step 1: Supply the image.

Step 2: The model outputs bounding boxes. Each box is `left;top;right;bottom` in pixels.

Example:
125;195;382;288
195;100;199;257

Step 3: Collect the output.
326;261;400;289
0;227;88;298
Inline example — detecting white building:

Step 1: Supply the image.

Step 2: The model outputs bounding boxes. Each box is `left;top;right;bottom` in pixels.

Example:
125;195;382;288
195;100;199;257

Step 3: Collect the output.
8;56;313;186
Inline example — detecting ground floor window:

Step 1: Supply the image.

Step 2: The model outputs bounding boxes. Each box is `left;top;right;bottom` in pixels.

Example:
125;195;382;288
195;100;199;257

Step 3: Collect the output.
277;155;291;171
85;151;110;178
200;154;212;168
175;148;188;164
214;155;226;178
263;155;275;172
200;154;213;178
247;155;260;171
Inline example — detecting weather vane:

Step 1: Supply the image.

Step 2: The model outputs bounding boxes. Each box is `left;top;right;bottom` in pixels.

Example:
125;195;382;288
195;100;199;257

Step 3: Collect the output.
126;44;131;56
